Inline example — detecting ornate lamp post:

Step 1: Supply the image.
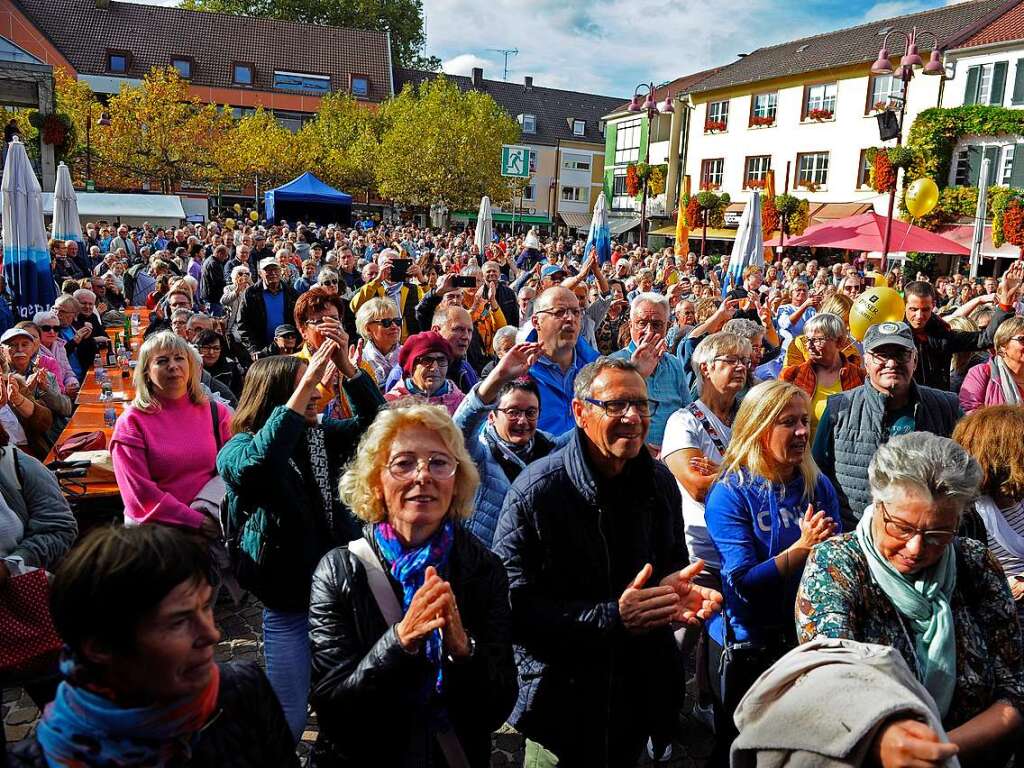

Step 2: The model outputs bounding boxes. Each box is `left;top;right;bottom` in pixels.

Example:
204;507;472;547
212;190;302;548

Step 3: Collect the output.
627;83;674;248
870;28;944;272
84;109;110;188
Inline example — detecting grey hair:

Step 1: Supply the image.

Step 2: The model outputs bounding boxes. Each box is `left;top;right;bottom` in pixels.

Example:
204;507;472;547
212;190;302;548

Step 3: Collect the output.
573;356;641;400
72;289;96;303
803;312;846;341
170;308;193;324
492;325;518;353
33;310;58;325
721;318;763;341
53;295;80;313
690;332;752;378
868;432;982;515
318;269;339;285
460;265;482;278
377;248;400;264
230;265;251;281
629;291;669;319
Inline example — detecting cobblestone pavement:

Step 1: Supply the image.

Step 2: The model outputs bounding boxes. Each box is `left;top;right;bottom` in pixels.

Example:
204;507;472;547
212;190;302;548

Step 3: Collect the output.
3;594;714;766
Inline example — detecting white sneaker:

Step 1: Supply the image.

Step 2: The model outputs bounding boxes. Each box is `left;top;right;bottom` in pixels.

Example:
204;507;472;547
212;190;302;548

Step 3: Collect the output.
646;737;673;762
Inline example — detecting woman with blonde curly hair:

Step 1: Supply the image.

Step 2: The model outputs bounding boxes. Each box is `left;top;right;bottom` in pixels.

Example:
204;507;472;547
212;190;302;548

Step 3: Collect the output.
308;401;516;768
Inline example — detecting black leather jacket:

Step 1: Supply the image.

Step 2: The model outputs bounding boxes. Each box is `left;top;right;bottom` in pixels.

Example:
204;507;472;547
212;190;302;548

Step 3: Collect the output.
308;525;517;767
7;662;298;767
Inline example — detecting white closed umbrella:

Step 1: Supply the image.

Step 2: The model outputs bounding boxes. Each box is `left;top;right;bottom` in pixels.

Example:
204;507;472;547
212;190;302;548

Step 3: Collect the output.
2;136;55;319
723;191;764;294
474;195;492;258
584;191;611;264
52;161;83;245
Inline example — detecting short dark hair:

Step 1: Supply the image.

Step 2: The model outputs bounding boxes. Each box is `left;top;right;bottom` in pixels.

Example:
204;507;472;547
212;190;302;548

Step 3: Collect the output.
497;377;541;408
50;525;212;653
904;281;937;301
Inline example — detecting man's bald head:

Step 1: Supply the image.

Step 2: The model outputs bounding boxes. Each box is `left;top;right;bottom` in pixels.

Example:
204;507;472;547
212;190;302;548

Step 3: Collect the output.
534;286;578;314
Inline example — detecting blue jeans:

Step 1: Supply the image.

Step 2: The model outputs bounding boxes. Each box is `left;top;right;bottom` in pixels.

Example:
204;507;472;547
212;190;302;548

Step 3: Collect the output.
262;608;310;743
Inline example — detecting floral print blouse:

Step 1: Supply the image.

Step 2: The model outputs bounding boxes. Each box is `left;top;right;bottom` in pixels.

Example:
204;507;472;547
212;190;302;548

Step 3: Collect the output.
796;533;1024;729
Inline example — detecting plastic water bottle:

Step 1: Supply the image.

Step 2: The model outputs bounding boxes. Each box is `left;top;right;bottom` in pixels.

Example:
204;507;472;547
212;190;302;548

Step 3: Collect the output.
131;312;141;334
103;404;117;428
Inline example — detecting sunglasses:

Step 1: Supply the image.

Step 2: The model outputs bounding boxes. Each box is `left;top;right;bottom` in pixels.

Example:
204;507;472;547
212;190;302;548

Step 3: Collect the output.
371;318;401;328
37;325;59;332
320;280;338;286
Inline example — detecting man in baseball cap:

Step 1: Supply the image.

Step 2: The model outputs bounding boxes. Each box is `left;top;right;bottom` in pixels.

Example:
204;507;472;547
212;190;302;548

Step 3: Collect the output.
812;320;960;529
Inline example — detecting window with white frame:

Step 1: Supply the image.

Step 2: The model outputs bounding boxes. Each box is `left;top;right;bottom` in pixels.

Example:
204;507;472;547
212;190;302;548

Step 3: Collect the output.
701;158;724;189
978;64;994;105
706;100;729;130
868;74;901;111
519;114;536;134
751;92;777;123
572;119;586;136
522;184;535;201
529;150;537;173
612;172;637;210
562;153;591;171
1003;145;1016;186
952;142;1017;187
796;152;829;187
744;155;771;186
858;149;872;188
614;119;641;164
804;82;837;116
561;186;587;203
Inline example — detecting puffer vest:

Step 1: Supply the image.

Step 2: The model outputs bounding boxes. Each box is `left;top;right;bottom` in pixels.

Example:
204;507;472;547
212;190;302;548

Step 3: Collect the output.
829;383;959;528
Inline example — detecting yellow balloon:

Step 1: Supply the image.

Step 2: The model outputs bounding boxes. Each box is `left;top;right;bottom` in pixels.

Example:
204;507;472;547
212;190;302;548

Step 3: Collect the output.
849;287;906;342
233;203;243;213
249;211;259;222
905;178;939;218
864;270;888;287
224;218;235;229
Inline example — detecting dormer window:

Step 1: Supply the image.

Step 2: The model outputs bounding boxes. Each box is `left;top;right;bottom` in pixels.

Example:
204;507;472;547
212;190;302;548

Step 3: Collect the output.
572;119;585;136
107;51;129;74
232;63;254;86
171;58;192;79
519;114;536;134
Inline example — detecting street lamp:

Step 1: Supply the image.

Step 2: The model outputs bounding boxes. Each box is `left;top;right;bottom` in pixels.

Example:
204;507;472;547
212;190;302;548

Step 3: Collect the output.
84;109;110;189
869;27;943;272
627;82;674;247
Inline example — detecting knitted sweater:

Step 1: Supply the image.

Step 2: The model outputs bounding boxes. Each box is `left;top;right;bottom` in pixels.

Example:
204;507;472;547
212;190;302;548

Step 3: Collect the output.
111;395;232;528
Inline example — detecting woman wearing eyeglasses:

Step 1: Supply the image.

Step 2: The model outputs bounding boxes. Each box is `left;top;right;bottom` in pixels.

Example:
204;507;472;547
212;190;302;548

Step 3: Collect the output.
384;331;465;415
308;400;516;767
32;311;79;398
354;297;402;391
797;433;1024;768
959;316;1024;413
703;379;841;764
217;341;386;743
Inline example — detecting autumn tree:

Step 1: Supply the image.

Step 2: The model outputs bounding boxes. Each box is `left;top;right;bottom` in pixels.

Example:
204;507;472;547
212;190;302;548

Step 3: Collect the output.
296;93;380;200
96;68;231;193
179;0;440;70
216;107;299;191
375;77;521;210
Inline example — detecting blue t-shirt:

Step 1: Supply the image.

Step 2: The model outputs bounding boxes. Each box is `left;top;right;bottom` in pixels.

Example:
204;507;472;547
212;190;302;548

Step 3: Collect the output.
704;471;841;645
262;289;285;345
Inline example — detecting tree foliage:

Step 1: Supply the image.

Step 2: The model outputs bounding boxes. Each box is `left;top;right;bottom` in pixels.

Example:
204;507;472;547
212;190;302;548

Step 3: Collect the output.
375;77;521;210
297;93;380;198
216;106;298;189
179;0;440;70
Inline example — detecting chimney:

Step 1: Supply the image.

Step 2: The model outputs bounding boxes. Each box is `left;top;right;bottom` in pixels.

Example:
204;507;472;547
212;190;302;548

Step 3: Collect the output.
95;0;110;7
471;67;483;88
524;76;533;90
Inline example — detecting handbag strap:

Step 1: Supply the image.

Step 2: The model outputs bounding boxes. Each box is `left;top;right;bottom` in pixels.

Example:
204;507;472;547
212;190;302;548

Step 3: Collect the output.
347;536;472;768
686;402;728;457
210;401;222;452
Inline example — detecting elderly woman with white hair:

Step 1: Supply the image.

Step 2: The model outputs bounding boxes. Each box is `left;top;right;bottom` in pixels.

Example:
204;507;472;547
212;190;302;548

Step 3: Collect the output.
69;288;109;374
308;401;516;767
780;312;863;438
354;296;402;391
111;331;232;531
33;310;79;397
797;432;1024;767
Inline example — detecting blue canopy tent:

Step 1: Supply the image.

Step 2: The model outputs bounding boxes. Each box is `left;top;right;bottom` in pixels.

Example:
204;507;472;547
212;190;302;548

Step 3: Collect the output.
264;172;353;225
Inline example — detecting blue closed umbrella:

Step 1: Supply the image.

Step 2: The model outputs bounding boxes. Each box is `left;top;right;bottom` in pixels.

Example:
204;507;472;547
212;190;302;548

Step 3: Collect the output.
584;191;611;264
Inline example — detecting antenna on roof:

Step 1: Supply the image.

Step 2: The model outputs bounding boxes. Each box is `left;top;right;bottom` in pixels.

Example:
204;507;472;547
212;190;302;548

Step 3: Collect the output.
488;48;519;81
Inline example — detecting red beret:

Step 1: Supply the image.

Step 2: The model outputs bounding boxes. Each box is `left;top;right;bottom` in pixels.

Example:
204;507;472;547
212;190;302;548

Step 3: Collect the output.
398;331;454;376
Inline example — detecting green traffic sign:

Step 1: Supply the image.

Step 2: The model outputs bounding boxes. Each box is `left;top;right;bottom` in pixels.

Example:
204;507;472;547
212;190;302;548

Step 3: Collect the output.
501;145;530;178
85;180;95;192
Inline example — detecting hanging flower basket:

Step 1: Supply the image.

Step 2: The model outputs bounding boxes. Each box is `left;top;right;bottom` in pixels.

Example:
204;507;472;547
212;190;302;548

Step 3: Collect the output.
704;120;727;133
625;164;640;197
806;108;833;121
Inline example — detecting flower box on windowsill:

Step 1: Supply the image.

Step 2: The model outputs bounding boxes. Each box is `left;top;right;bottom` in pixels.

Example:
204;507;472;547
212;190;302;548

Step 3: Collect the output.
796;179;822;192
749;116;776;128
805;109;834;122
699;182;721;192
744;179;768;190
704;120;727;133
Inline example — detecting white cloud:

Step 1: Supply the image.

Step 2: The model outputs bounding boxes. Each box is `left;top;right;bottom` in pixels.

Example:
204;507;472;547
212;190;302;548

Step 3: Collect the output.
441;53;495;77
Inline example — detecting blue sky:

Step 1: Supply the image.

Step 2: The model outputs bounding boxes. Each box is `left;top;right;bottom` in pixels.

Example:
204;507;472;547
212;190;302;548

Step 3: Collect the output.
128;0;961;97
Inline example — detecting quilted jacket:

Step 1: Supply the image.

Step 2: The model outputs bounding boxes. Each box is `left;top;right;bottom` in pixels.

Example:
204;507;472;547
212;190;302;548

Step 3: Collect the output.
307;525;517;767
492;429;690;765
7;662;299;767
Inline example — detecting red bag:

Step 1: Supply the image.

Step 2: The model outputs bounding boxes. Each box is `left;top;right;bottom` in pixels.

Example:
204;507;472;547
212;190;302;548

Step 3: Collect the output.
55;430;107;461
0;570;63;676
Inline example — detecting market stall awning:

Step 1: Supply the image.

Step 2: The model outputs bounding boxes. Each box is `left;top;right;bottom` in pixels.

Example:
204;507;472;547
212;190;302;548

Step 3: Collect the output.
651;224;782;241
810;202;875;222
453;211;550;225
764;212;969;255
264;172;351;221
608;216;641;235
560;212;592;230
935;224;1020;260
42;192;186;223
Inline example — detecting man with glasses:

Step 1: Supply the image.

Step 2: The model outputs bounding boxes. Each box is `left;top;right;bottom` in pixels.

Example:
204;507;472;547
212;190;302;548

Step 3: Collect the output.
813;321;961;530
525;286;599;436
610;293;689;452
494;357;722;766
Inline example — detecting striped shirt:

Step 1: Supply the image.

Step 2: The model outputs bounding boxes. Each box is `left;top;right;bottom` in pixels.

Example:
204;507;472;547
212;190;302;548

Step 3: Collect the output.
986;500;1024;580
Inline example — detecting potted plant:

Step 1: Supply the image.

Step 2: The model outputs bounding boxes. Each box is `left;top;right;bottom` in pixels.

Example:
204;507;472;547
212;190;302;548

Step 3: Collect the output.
806;108;833;121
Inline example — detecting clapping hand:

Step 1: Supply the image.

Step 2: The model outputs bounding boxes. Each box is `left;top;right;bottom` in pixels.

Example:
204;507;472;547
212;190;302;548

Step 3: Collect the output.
302;339;337;389
618;563;680;634
493;342;542;381
871;719;958;768
688;456;719;477
396;566;455;652
998;261;1024;305
660;559;723;626
631;328;667;378
796;504;838;549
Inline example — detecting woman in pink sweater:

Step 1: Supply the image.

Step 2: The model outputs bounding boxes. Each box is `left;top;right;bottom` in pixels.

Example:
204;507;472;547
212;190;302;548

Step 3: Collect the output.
959;316;1024;414
111;331;232;532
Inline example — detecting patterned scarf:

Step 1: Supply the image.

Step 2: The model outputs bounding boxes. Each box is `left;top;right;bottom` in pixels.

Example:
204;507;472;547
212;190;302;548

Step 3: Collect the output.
305;425;334;532
37;661;220;767
373;519;454;692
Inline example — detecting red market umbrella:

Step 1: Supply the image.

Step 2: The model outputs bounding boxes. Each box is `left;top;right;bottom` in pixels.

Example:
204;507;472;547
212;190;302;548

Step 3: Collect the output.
763;212;969;255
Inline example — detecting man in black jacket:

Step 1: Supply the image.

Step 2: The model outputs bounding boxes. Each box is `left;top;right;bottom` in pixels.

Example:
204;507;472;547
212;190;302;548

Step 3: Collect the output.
483;259;519;327
903;267;1021;390
494;357;722;766
200;244;229;316
237;257;298;359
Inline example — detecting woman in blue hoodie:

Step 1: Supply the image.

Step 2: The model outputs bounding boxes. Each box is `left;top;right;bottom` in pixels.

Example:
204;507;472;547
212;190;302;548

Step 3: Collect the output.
703;379;841;765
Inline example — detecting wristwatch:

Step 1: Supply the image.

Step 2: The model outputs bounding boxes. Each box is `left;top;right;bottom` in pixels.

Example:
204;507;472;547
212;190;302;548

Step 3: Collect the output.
446;634;476;663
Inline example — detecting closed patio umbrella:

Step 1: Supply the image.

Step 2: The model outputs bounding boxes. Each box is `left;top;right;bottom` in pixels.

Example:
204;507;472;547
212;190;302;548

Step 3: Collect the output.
584;191;611;264
474;196;492;259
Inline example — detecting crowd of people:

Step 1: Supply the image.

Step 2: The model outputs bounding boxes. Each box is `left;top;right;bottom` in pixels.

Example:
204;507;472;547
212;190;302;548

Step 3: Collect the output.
3;213;1024;767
